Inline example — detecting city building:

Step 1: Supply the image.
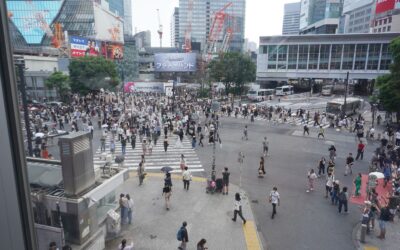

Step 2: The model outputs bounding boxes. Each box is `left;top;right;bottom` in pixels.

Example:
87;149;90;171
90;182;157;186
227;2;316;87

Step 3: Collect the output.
282;2;301;35
371;0;400;33
339;0;375;34
257;33;399;91
123;0;133;35
300;0;344;34
177;0;246;52
171;7;180;47
133;31;152;50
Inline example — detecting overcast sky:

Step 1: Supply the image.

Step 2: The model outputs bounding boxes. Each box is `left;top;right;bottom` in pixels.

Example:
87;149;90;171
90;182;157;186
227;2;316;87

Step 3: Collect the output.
132;0;300;47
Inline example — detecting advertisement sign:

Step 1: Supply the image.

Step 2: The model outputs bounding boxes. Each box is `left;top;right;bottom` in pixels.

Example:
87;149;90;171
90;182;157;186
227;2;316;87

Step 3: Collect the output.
93;2;124;43
124;82;166;93
376;0;395;14
6;0;63;44
154;53;197;72
70;36;123;59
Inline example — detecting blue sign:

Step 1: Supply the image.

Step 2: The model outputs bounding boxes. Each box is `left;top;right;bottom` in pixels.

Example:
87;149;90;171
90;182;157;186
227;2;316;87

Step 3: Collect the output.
7;0;63;44
154;53;197;72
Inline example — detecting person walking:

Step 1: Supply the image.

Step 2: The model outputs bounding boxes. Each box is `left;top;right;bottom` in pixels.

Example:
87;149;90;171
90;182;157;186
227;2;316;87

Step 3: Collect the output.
377;204;391;239
164;172;173;187
355;140;365;160
331;180;340;205
325;172;334;198
242;125;248;140
231;193;246;224
338;186;349;213
191;136;196;149
269;187;280;219
262;137;269;156
199;133;204;147
354;173;362;197
306;169;318;192
131;133;136;149
303;124;310;135
119;194;128;225
222;167;230;195
126;194;134;224
110;139;115;155
163;136;169;152
317;126;325;139
197;238;208;250
345;153;354;176
177;221;189;250
138;161;145;186
259;156;266;175
182;167;192;191
180;154;186;172
118;239;134;250
121;137;127;155
328;145;336;162
162;184;172;210
318;157;326;176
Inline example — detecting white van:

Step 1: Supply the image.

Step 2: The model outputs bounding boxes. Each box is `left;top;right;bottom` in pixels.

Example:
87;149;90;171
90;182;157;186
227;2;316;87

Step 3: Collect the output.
247;89;274;102
275;85;294;96
321;85;334;96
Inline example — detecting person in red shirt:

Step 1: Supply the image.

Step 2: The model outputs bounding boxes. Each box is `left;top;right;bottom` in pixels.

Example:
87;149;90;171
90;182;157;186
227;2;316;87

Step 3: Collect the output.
355;140;365;160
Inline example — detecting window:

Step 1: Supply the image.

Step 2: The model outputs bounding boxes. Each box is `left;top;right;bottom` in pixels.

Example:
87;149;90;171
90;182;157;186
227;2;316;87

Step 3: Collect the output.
342;44;355;70
367;44;381;70
298;45;309;70
379;44;392;70
319;44;330;70
288;45;298;69
388;26;391;32
308;45;319;69
379;20;382;25
268;45;277;69
384;19;387;24
388;17;392;23
277;45;288;70
330;44;342;70
378;28;381;32
383;27;386;32
354;44;368;70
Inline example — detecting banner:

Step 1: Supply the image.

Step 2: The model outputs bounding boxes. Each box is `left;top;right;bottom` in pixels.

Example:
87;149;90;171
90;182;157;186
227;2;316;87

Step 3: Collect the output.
154;53;197;72
70;36;123;59
376;0;395;14
124;82;166;93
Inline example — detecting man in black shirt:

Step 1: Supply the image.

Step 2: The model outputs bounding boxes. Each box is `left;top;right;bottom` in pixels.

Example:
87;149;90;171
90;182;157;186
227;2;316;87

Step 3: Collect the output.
345;153;354;176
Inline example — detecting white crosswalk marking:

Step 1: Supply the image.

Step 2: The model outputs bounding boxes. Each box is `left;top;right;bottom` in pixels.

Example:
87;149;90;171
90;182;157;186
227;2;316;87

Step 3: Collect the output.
93;133;204;173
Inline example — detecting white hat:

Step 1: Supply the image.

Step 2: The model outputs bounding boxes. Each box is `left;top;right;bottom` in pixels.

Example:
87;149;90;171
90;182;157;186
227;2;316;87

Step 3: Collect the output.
364;201;372;205
335;180;340;184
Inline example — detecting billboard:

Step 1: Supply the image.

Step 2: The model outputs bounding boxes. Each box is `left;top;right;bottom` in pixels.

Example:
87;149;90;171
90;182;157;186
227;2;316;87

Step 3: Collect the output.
93;2;124;43
154;53;197;72
376;0;396;14
396;0;400;9
124;82;167;93
70;36;123;59
6;0;63;44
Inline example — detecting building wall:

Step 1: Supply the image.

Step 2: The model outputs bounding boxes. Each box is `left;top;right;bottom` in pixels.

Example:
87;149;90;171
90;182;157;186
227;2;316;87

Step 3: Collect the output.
123;0;133;35
341;0;375;34
257;33;398;81
372;11;400;33
282;2;301;35
171;7;180;47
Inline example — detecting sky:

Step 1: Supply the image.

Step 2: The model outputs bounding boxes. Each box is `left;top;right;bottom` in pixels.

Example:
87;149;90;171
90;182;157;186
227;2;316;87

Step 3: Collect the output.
132;0;300;47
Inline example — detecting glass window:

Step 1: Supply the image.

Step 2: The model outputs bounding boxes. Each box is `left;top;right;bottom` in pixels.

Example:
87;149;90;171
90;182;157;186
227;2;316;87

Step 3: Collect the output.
319;44;330;70
308;45;319;70
277;45;287;70
354;44;367;70
367;44;381;70
388;26;391;32
298;45;309;70
288;45;298;69
330;44;342;70
342;44;355;70
268;45;277;69
379;44;392;70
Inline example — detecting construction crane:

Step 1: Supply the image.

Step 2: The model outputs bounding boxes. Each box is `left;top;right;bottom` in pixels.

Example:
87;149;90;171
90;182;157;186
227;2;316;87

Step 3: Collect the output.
184;0;194;52
157;9;163;47
221;15;237;53
205;2;233;62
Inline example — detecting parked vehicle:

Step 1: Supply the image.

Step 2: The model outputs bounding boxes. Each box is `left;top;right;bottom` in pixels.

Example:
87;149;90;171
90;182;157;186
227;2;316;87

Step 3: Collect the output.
275;85;294;96
326;97;362;117
321;85;334;96
247;89;275;102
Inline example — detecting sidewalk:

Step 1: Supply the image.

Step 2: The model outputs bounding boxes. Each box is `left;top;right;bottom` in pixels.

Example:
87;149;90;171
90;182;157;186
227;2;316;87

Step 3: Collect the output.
353;219;400;250
105;172;264;250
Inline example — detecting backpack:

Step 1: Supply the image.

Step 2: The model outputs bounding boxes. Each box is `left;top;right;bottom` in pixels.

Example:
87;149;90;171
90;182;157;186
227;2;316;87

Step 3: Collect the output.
177;227;184;241
338;191;347;201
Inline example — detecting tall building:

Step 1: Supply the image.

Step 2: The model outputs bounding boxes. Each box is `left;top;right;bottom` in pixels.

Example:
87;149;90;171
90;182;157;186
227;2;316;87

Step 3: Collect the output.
102;0;133;35
339;0;375;34
300;0;344;34
177;0;246;52
171;7;180;47
371;0;400;33
133;31;151;49
282;2;301;35
123;0;133;35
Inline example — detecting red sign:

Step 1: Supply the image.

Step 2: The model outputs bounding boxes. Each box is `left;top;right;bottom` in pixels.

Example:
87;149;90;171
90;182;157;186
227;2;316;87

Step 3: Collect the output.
376;0;396;14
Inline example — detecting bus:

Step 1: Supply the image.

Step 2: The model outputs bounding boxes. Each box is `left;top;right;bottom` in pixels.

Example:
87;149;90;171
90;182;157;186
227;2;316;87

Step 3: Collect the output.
275;85;294;96
247;89;275;102
326;97;362;117
321;85;334;96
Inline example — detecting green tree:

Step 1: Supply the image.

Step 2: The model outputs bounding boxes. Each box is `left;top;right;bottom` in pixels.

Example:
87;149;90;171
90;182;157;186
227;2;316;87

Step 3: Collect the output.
68;56;120;95
45;71;70;100
376;37;400;122
208;52;256;95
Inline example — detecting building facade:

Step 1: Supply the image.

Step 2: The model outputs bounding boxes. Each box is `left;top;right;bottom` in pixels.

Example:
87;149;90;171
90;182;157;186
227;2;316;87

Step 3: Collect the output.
133;31;151;50
300;0;344;34
171;7;180;47
282;2;301;35
340;0;375;33
177;0;246;52
372;0;400;33
257;33;399;84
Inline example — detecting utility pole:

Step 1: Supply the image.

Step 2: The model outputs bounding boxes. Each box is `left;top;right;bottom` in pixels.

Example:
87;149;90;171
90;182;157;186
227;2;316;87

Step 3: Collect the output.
16;60;33;156
342;71;349;119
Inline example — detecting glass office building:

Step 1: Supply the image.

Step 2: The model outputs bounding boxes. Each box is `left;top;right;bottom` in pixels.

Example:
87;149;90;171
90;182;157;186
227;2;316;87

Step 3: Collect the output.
177;0;246;52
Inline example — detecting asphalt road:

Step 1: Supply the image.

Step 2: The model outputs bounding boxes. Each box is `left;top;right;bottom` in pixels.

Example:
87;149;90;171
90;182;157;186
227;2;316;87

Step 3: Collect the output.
195;116;377;250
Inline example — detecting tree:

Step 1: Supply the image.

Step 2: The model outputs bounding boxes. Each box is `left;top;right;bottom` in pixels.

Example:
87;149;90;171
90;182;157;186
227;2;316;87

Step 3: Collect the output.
208;52;256;95
376;37;400;123
45;71;70;100
68;56;120;95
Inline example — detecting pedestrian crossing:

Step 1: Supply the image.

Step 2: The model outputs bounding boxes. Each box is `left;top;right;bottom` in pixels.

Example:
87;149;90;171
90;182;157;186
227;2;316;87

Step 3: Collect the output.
93;133;204;173
222;113;331;129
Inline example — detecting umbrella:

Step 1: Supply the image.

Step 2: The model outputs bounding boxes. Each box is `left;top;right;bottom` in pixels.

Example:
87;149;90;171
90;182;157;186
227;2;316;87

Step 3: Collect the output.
35;132;45;138
115;155;125;164
102;124;109;128
369;172;385;179
161;166;173;173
